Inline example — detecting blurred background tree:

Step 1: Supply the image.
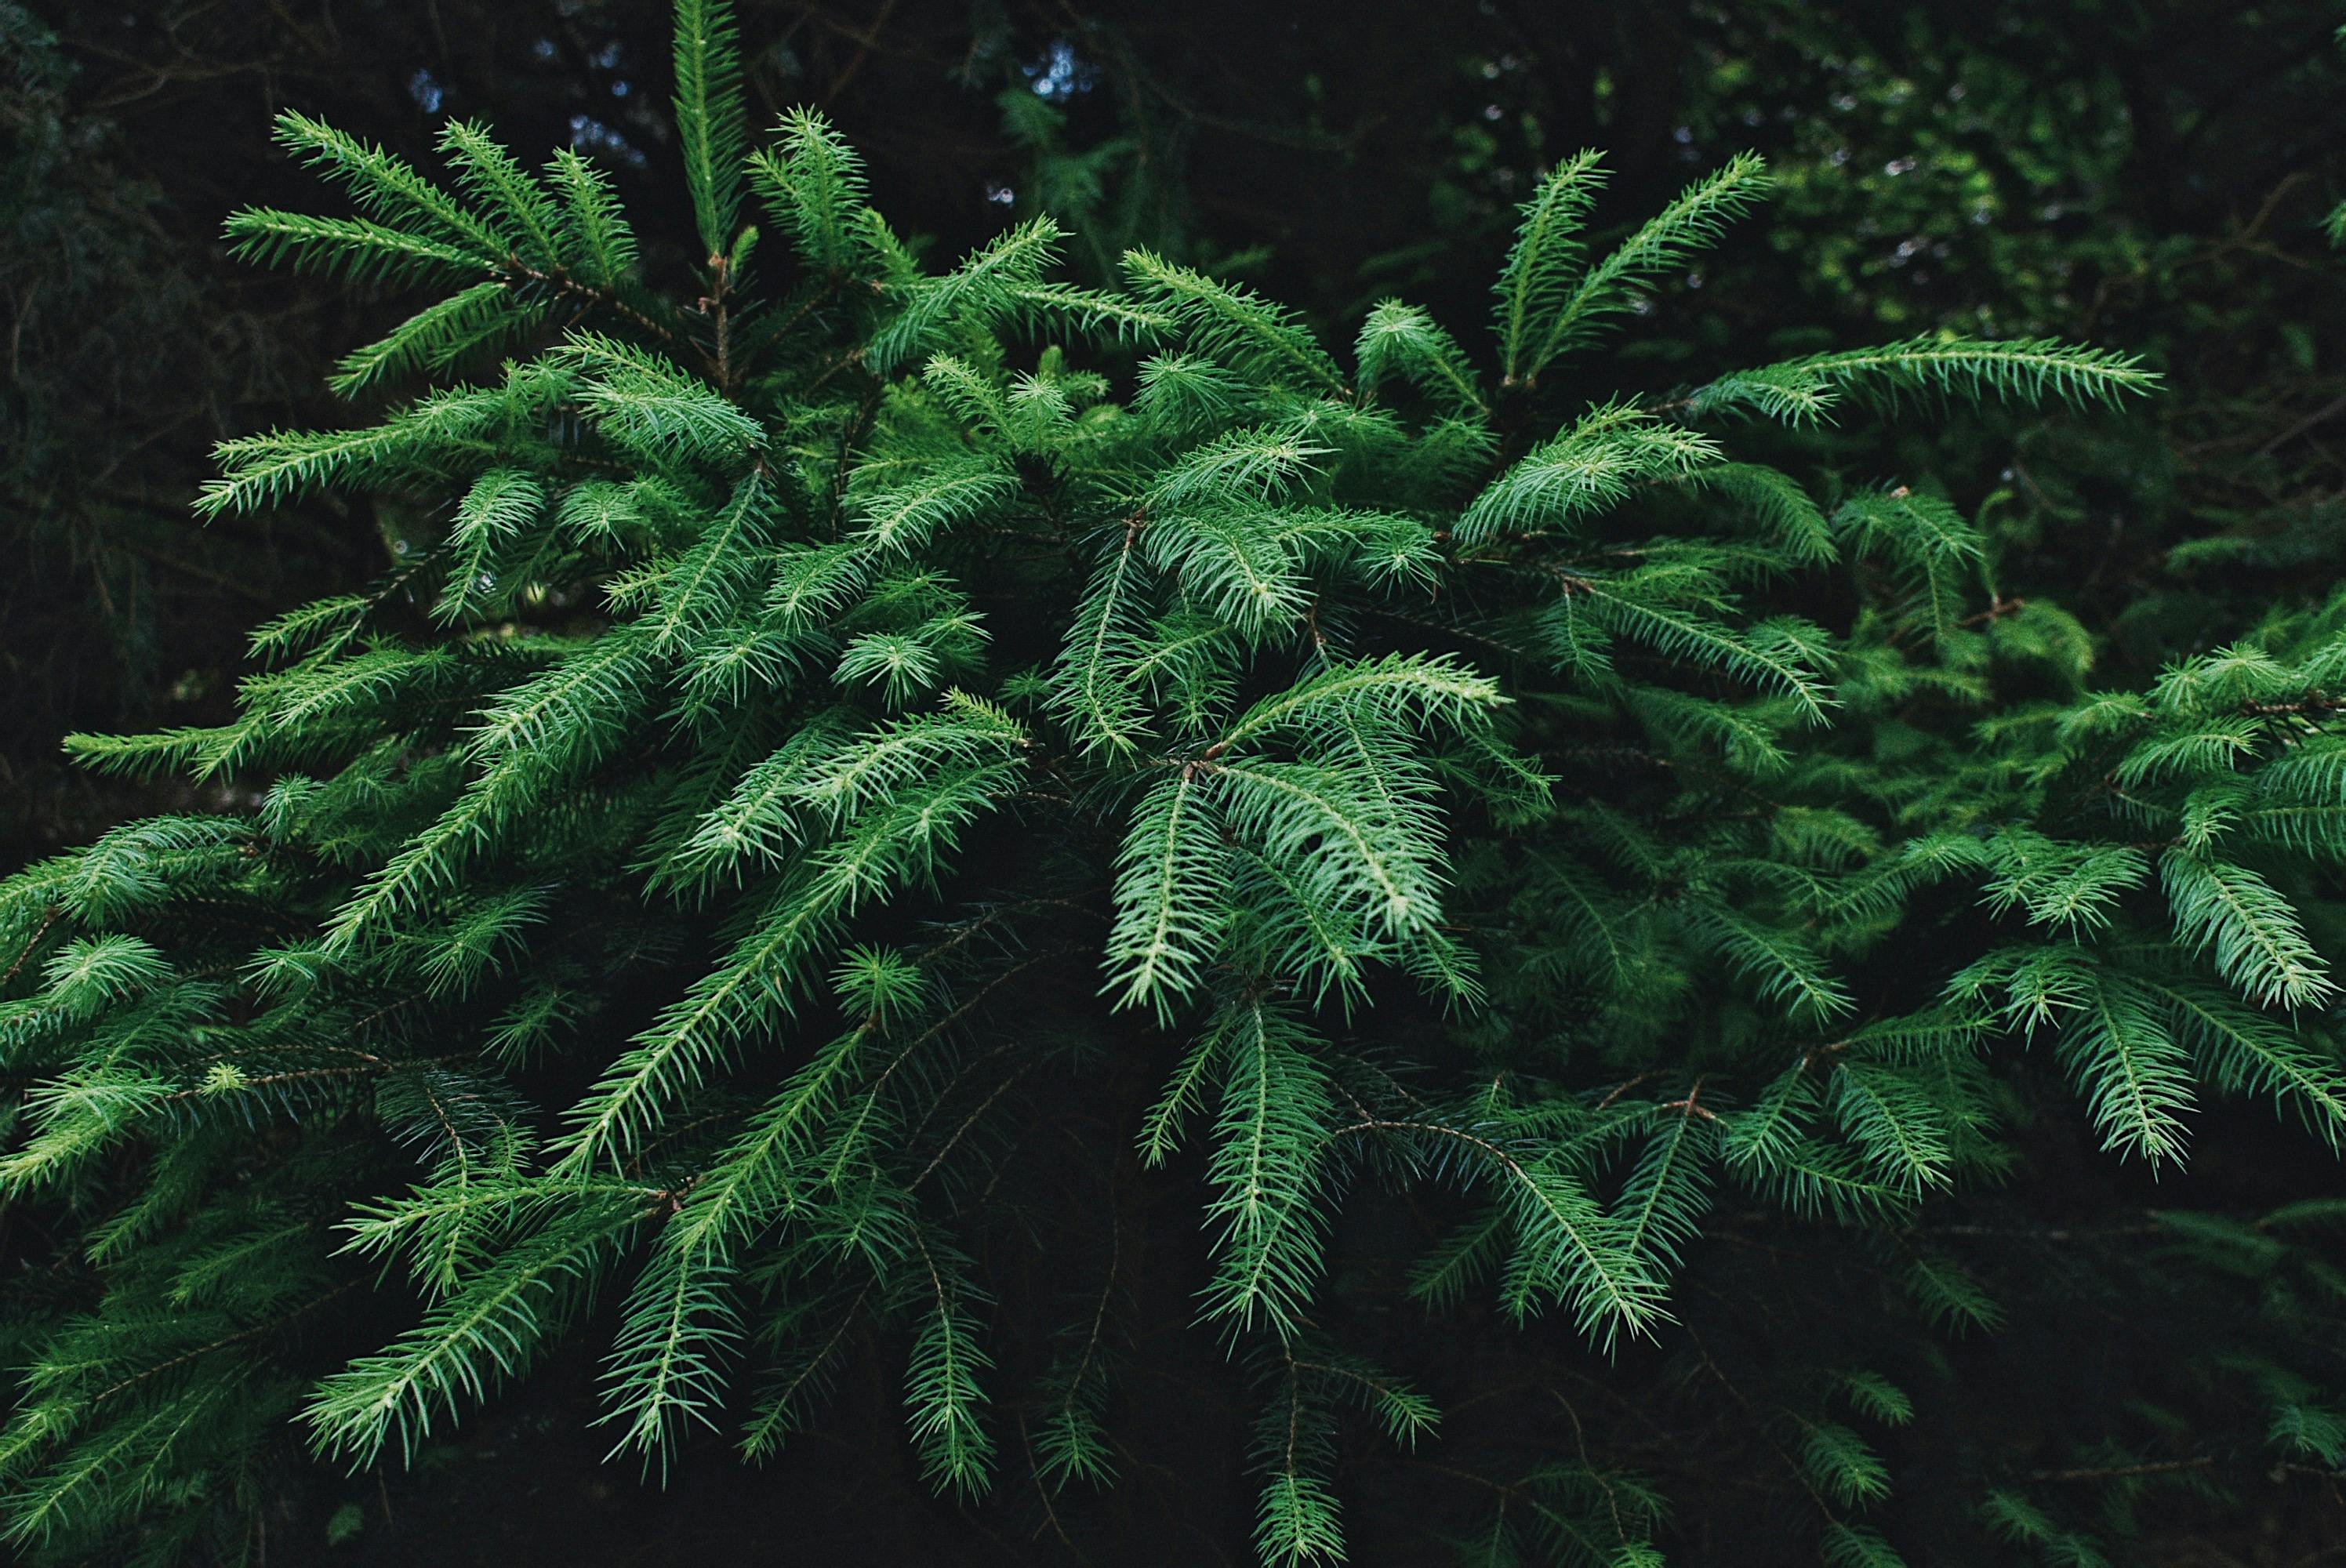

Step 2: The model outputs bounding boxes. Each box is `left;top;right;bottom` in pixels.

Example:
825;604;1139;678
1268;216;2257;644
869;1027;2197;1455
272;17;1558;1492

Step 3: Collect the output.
3;2;2343;1561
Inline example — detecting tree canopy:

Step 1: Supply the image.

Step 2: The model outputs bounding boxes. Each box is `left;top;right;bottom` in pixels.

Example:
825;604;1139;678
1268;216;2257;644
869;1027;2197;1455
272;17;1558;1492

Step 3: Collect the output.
4;2;2346;1563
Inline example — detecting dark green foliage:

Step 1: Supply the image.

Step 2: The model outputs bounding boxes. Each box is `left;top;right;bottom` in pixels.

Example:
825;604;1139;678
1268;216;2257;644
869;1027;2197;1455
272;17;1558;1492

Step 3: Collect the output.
3;5;2344;1566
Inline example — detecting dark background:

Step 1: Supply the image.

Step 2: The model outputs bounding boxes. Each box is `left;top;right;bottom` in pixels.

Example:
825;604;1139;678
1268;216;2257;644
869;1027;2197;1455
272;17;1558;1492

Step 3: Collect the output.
5;2;2346;1561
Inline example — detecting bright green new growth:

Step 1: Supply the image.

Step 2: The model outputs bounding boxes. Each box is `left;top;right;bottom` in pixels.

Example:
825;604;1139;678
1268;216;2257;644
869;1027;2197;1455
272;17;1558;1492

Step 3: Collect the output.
9;5;2342;1566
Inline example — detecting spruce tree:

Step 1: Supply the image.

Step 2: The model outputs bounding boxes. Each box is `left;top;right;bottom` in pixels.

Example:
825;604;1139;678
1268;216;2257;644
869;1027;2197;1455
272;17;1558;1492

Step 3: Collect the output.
5;3;2342;1563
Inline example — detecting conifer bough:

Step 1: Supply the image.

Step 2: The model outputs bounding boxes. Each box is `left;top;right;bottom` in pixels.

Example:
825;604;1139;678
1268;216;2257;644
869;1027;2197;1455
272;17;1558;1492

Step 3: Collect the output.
6;4;2344;1563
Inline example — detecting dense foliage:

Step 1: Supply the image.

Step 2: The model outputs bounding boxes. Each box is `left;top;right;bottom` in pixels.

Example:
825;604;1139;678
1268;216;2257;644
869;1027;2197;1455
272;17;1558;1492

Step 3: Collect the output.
5;3;2346;1564
10;0;2341;869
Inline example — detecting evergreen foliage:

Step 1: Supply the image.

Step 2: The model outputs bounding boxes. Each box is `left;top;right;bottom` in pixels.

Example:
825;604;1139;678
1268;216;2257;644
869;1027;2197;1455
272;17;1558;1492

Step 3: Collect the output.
4;5;2341;1563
